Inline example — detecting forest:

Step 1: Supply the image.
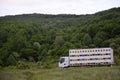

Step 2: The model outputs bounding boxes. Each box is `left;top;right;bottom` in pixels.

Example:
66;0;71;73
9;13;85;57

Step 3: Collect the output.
0;7;120;68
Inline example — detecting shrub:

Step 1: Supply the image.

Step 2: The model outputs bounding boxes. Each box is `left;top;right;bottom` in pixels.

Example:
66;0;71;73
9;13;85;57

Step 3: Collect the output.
17;62;30;69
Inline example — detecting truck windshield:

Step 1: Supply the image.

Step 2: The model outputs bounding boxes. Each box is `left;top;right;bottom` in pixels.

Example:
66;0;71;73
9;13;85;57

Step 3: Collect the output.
59;58;65;63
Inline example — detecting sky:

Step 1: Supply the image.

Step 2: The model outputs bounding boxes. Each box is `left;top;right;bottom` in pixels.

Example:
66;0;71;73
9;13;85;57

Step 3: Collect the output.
0;0;120;16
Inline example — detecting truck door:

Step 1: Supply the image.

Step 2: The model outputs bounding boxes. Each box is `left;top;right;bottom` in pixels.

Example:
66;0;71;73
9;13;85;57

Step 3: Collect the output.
59;57;69;68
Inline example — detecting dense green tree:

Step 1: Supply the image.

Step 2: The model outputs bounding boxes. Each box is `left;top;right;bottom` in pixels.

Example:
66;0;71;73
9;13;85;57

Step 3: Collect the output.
54;36;65;47
82;33;92;46
6;54;17;65
0;7;120;67
20;48;37;61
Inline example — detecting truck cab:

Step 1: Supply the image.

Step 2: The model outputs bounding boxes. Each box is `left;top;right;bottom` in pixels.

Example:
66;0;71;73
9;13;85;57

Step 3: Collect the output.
59;57;69;68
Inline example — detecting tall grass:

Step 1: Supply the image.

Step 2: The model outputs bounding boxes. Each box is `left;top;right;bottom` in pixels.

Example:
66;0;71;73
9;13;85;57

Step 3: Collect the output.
0;66;120;80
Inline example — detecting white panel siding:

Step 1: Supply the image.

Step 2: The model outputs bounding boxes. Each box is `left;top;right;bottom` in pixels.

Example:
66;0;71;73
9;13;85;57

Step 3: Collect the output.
69;48;114;66
70;55;111;59
70;60;112;64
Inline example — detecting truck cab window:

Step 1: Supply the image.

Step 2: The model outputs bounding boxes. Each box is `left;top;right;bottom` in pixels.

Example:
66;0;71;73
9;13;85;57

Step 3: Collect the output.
60;58;65;63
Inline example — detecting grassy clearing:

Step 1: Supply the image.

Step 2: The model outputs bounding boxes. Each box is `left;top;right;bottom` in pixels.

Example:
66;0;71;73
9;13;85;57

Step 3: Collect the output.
0;66;120;80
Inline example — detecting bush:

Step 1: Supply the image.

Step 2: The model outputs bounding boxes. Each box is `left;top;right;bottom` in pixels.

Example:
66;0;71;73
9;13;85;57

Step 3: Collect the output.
17;62;30;69
0;66;2;69
114;55;120;65
4;66;16;69
37;61;52;69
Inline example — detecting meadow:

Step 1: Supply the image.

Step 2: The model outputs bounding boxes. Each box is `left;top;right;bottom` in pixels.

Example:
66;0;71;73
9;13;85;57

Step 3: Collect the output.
0;66;120;80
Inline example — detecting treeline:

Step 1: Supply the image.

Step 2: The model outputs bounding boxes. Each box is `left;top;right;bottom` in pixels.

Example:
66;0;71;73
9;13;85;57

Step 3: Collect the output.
0;7;120;68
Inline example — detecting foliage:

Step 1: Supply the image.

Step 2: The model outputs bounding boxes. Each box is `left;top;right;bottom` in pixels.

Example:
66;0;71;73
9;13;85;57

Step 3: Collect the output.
0;7;120;67
17;62;30;69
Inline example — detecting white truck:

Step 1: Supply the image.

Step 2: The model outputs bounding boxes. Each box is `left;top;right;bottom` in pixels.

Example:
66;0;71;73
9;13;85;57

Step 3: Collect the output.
59;48;114;68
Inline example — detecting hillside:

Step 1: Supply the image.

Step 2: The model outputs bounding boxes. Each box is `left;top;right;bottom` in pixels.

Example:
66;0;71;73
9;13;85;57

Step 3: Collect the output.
0;7;120;68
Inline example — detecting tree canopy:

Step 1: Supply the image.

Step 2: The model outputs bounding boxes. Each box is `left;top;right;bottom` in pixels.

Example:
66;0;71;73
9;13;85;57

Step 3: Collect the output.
0;7;120;67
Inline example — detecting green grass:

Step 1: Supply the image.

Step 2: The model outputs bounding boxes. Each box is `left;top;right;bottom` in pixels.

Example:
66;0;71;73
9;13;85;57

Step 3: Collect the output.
0;66;120;80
